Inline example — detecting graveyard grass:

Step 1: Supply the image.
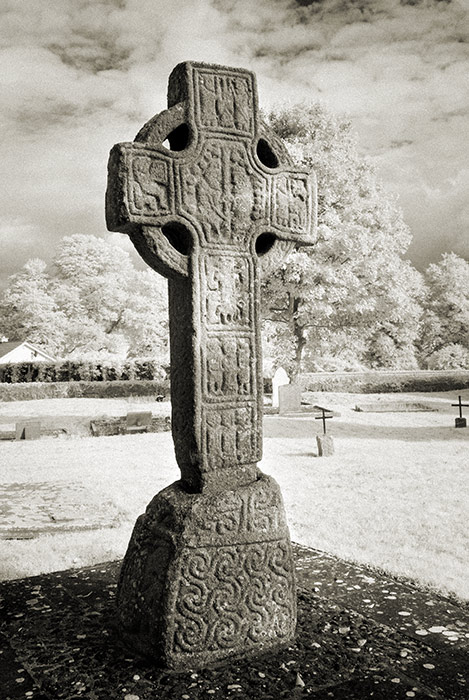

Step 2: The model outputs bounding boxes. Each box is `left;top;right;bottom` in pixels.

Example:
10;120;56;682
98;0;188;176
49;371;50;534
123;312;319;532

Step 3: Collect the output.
0;389;468;602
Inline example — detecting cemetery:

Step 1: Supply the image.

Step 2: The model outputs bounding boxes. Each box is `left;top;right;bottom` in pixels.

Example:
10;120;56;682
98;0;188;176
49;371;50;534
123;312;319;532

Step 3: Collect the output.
1;383;468;697
1;4;469;696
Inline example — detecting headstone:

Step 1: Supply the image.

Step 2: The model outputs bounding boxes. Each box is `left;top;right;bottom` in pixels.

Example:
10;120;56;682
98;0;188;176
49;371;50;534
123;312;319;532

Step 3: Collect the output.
278;383;301;415
316;434;334;457
106;61;316;669
125;411;152;433
272;366;289;408
452;396;469;428
15;421;41;441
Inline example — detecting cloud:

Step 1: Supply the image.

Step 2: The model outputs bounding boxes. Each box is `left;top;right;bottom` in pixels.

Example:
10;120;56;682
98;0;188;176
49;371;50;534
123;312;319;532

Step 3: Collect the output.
0;0;467;291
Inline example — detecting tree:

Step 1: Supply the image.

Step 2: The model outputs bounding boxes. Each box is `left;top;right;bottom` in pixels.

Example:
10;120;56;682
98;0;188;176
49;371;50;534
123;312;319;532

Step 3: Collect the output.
418;253;469;369
0;258;66;353
261;104;423;376
0;235;169;361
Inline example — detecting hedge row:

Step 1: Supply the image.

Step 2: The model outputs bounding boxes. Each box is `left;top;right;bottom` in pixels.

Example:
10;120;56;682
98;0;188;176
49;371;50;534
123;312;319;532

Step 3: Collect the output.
298;370;469;394
0;358;168;384
0;379;170;402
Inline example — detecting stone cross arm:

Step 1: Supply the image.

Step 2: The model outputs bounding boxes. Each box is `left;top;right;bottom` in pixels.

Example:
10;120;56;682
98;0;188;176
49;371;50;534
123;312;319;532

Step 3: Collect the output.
106;61;316;278
106;61;317;493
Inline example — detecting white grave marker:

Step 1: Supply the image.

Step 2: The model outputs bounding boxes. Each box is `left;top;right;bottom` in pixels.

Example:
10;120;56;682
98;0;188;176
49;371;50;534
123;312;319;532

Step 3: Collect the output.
272;367;290;408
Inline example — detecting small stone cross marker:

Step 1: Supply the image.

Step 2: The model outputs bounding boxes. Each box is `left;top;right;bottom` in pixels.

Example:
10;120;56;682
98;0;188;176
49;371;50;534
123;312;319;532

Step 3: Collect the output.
315;407;333;435
451;395;469;428
106;61;316;670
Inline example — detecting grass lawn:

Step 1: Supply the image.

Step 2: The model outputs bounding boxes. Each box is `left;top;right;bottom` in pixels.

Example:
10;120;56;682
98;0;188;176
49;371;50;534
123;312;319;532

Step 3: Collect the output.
1;390;468;601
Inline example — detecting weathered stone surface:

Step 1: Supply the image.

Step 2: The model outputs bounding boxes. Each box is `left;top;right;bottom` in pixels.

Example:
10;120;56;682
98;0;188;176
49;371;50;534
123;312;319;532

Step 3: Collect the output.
90;414;170;437
15;420;41;440
125;411;152;433
316;434;335;457
278;384;301;415
106;60;316;668
272;366;289;408
117;474;296;669
0;482;121;539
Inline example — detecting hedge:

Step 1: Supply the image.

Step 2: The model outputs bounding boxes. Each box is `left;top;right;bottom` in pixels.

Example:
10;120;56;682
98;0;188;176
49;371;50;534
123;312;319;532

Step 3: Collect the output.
0;358;168;384
298;370;469;394
0;379;170;402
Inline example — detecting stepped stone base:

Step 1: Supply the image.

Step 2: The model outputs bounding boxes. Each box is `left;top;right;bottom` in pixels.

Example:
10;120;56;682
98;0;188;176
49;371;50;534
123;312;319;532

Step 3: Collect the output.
116;472;296;670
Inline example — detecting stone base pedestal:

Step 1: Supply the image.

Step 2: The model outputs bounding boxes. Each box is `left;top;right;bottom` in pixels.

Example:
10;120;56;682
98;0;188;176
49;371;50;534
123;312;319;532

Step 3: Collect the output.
316;435;334;457
116;473;296;670
455;417;467;428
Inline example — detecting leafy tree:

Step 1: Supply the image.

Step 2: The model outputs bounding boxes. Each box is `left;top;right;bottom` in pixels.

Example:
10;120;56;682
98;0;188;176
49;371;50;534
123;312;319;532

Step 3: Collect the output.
0;235;169;361
418;253;469;369
0;258;66;353
262;104;423;376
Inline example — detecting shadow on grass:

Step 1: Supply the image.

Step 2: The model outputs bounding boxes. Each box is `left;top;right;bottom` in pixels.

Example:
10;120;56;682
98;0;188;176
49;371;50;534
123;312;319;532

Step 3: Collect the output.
263;417;469;442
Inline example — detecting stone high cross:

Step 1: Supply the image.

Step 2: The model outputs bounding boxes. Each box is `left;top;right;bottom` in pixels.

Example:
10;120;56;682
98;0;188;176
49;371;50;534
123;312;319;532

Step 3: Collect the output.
106;61;317;670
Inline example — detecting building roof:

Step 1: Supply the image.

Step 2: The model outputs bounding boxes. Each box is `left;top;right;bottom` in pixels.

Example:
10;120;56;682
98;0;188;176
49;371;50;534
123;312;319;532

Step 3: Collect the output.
0;341;56;362
0;341;23;359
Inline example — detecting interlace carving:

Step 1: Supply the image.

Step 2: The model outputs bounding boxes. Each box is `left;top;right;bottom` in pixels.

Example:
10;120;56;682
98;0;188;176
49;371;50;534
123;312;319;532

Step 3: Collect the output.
172;540;295;655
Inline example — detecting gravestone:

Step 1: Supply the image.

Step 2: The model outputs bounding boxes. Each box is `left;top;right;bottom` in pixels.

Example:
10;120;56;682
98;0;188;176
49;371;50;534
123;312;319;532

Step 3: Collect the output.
106;61;316;669
15;421;41;441
452;395;468;428
272;366;289;408
125;411;152;433
315;407;334;457
278;384;301;415
316;435;334;457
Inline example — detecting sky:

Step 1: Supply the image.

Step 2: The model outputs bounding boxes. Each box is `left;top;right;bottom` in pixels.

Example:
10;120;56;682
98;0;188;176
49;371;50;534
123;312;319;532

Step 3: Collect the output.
1;0;468;290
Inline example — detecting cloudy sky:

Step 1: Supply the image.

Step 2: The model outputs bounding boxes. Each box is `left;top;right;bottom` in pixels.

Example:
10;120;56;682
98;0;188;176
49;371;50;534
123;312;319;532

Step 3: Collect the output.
1;0;468;288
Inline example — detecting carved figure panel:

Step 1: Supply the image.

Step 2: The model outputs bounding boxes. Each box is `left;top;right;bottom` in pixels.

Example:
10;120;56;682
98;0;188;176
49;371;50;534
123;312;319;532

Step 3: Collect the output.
272;173;310;233
204;335;254;400
171;539;295;656
203;404;258;470
178;142;266;246
129;153;173;218
228;144;265;236
202;254;253;331
178;142;226;243
194;67;256;136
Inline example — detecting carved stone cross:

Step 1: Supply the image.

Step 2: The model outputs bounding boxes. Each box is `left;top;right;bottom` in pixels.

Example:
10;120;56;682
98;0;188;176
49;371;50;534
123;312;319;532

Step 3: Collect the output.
106;61;316;670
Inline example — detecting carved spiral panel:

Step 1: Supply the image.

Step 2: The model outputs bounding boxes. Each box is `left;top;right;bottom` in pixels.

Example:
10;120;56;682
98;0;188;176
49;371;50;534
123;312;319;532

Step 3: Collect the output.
171;539;295;656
